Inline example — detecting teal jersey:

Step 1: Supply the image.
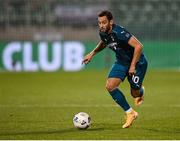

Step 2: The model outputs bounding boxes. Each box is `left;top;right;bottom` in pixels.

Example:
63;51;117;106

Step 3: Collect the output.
99;24;145;66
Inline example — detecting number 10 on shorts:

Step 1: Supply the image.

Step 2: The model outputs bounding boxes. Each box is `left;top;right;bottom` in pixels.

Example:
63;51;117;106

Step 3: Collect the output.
132;75;139;84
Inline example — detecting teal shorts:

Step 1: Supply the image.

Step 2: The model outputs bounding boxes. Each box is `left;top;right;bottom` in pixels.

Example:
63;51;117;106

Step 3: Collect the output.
108;59;148;90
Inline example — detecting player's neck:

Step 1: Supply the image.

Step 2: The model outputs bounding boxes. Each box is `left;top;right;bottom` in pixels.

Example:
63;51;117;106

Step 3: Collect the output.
107;26;113;34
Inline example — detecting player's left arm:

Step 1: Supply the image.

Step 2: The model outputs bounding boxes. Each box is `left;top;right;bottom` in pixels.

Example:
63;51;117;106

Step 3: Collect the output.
128;36;143;75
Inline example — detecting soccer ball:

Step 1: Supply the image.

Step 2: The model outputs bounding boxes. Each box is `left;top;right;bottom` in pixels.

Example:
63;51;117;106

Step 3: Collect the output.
73;112;91;129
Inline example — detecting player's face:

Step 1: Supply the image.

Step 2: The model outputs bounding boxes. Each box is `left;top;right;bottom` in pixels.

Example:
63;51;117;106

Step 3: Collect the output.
98;16;112;33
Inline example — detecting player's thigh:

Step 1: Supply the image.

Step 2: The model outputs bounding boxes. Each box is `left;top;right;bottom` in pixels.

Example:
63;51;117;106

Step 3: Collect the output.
128;60;148;90
106;63;128;91
108;63;128;81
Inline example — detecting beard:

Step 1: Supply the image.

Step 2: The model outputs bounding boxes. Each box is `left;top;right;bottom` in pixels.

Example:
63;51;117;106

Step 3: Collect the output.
99;23;111;33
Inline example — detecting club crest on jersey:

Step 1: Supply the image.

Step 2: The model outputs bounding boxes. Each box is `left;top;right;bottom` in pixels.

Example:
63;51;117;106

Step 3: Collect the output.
125;33;130;38
107;42;117;50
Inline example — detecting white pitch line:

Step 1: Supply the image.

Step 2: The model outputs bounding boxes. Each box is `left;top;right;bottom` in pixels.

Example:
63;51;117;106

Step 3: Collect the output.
0;104;117;108
0;104;180;108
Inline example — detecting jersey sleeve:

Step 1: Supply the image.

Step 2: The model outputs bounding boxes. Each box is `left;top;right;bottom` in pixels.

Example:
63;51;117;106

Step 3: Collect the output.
99;32;106;43
99;33;104;42
117;28;132;43
99;32;107;45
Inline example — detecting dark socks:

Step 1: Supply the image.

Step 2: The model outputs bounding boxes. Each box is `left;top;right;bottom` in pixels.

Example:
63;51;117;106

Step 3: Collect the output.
109;88;131;111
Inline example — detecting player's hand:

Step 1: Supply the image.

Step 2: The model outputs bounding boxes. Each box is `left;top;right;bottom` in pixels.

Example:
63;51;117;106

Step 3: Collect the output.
128;65;136;76
82;53;93;65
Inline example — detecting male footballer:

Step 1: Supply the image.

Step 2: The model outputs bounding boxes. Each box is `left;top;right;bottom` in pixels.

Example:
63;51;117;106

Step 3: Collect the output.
82;10;148;128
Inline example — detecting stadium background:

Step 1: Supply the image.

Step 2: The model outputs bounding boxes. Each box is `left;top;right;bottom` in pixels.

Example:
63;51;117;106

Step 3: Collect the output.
0;0;180;71
0;0;180;140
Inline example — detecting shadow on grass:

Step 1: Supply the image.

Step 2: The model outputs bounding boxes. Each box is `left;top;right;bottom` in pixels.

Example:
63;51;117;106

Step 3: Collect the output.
142;127;180;134
0;127;104;137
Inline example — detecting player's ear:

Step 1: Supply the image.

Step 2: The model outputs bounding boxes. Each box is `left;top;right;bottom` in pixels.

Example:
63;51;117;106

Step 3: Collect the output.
110;20;113;26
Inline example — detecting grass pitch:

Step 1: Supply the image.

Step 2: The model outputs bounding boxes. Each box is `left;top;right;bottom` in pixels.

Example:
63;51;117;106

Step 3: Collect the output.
0;70;180;139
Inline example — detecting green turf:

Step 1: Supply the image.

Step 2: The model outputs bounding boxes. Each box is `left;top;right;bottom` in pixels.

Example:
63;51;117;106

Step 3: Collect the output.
0;70;180;139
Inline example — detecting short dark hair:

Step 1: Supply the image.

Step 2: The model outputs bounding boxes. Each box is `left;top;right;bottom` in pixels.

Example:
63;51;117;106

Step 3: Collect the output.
98;10;113;21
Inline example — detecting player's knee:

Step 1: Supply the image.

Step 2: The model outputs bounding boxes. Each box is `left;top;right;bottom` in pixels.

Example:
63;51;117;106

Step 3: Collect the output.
105;83;116;92
131;89;140;98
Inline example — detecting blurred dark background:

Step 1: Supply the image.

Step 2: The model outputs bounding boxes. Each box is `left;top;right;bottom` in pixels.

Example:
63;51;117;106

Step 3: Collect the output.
0;0;180;41
0;0;180;70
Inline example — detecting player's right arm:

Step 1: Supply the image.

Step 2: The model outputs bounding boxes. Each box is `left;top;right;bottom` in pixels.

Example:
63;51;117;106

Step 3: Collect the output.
82;41;106;64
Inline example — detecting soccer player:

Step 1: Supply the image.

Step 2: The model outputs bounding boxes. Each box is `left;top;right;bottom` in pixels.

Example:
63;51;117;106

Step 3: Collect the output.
82;10;148;128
